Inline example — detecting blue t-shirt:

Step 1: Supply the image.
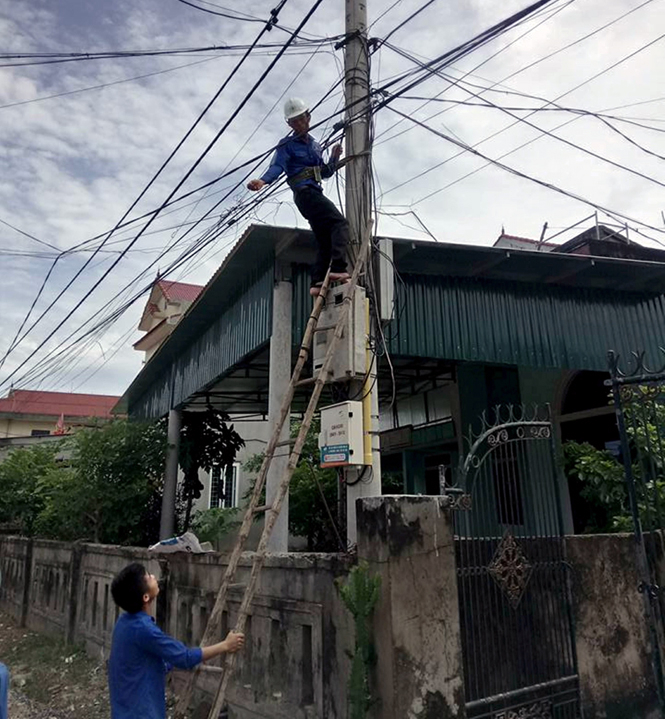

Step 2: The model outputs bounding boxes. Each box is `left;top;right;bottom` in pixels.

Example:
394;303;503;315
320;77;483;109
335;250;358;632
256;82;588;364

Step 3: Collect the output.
260;133;337;190
0;663;8;719
108;611;203;719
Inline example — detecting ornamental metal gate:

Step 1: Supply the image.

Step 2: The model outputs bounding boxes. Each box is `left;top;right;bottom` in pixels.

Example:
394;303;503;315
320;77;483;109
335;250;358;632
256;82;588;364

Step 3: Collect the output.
607;351;665;712
447;405;580;719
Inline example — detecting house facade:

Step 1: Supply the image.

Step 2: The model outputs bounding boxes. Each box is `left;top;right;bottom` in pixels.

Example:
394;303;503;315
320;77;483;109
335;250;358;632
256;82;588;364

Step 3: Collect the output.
0;390;120;451
68;223;665;717
132;275;270;517
187;419;271;516
119;223;665;534
134;278;204;363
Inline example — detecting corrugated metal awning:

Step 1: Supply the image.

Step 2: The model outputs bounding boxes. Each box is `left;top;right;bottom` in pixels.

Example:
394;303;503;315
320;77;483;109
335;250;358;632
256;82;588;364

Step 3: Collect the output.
388;273;665;371
122;226;665;419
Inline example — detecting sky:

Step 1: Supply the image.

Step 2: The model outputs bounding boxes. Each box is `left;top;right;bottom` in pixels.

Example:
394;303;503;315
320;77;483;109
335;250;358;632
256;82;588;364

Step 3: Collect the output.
0;0;663;399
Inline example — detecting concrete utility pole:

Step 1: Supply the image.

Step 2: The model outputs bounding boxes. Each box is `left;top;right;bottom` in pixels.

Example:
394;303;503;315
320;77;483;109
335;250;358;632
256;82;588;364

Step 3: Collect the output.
344;0;381;545
344;0;371;237
266;270;292;552
160;408;181;540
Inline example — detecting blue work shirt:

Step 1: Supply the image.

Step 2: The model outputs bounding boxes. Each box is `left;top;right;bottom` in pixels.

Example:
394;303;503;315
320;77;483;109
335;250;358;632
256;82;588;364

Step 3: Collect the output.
108;611;202;719
260;133;337;190
0;663;8;719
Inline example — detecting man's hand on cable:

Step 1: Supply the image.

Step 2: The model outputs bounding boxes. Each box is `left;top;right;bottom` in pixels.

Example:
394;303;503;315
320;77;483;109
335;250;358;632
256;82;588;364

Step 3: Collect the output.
247;179;266;191
331;144;343;162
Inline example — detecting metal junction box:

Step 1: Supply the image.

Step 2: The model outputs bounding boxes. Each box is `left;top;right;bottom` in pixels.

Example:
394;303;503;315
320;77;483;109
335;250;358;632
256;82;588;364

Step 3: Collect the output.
313;284;366;382
319;401;364;467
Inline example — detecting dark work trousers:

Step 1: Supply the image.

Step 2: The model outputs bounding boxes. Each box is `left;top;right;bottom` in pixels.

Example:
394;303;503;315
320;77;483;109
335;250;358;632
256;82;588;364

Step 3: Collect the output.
293;185;349;286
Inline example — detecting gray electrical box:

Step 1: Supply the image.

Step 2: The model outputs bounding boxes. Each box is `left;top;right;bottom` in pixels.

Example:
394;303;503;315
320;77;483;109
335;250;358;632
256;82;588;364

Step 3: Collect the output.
313;284;366;382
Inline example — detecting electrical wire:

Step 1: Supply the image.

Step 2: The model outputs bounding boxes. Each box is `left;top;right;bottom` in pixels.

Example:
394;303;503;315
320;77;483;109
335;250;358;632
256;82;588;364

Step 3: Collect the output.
403;88;665;162
364;3;664;402
0;0;298;374
0;38;342;67
2;7;384;394
372;0;653;150
0;217;59;251
378;30;665;206
0;55;224;111
2;2;640;390
385;105;665;241
5;47;349;390
177;1;267;22
367;0;405;31
380;0;438;45
10;182;288;390
172;38;338;248
34;174;296;391
10;111;336;392
348;0;576;407
387;43;665;191
174;0;268;22
173;0;330;40
46;72;348;262
373;0;563;100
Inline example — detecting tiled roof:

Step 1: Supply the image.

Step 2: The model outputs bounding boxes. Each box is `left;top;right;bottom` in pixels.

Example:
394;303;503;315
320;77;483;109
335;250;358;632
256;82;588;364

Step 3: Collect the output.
499;233;537;243
156;280;203;303
494;233;556;249
0;390;120;418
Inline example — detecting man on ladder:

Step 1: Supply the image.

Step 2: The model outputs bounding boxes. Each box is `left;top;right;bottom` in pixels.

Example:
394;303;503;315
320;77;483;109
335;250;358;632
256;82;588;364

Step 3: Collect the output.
247;97;350;296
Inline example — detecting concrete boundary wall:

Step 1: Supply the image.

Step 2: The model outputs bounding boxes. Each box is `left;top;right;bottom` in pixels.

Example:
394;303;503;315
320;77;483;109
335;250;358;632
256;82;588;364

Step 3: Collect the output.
358;495;466;719
0;502;663;719
567;533;663;719
0;537;353;719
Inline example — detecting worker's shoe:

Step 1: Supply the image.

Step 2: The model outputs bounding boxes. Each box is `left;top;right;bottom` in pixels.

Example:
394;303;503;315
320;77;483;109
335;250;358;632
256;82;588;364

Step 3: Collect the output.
310;283;323;297
329;271;350;282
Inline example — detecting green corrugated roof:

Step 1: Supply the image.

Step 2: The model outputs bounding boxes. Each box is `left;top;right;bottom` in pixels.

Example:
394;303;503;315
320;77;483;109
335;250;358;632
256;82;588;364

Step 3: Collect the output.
387;274;665;372
123;225;665;420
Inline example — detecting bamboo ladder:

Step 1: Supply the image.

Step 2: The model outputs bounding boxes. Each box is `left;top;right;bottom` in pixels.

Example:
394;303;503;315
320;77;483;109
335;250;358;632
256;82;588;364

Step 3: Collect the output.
174;225;372;719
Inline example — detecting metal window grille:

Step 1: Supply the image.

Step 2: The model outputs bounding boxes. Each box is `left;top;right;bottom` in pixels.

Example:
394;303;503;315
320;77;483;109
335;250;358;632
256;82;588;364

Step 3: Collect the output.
209;465;238;509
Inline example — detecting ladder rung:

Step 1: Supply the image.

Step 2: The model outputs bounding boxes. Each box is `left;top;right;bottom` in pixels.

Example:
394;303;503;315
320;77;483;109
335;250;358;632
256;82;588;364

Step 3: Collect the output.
295;368;333;388
295;376;317;387
314;325;335;332
253;504;273;514
275;439;292;448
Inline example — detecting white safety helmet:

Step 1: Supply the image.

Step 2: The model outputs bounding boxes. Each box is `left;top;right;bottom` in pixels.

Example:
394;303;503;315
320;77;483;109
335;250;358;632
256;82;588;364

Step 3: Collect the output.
283;97;309;121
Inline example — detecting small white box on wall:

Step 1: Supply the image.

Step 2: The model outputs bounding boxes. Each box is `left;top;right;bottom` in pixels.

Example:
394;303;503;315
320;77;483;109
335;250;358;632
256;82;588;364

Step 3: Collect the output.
318;401;364;468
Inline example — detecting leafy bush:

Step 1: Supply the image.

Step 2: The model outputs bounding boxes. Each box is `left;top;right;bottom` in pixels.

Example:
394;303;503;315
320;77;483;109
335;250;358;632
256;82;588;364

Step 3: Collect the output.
243;416;343;551
563;440;631;533
0;442;64;535
190;507;240;544
0;419;171;546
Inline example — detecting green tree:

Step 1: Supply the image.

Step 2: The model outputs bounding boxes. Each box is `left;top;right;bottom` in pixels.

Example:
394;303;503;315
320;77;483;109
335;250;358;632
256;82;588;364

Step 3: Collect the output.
0;442;63;535
35;419;169;545
179;408;245;530
190;506;240;545
562;441;630;533
563;393;665;533
244;416;344;552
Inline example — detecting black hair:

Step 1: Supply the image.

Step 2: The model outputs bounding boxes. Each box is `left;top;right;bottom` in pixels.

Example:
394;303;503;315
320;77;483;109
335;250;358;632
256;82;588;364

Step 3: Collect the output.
111;563;149;614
